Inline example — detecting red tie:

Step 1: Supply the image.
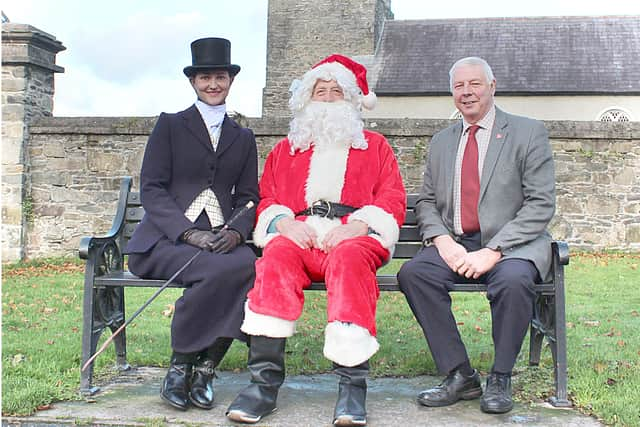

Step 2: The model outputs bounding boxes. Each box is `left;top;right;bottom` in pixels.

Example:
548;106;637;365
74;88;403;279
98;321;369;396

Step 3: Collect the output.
461;125;481;233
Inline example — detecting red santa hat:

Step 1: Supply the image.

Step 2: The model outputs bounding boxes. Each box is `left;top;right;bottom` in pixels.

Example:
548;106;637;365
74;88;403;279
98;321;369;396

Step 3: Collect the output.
312;54;377;110
289;54;377;112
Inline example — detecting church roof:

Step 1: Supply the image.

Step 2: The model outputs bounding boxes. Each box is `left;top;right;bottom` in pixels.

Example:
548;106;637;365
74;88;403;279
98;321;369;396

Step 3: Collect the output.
371;16;640;95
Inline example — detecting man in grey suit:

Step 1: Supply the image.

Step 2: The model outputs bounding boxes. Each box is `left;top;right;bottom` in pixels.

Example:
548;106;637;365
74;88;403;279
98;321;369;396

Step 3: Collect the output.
397;57;555;414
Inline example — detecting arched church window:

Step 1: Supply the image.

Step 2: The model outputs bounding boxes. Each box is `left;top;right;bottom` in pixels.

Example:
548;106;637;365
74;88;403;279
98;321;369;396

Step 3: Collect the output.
598;108;631;122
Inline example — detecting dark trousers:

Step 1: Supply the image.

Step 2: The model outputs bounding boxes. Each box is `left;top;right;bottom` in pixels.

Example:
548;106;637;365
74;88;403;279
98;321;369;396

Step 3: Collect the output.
397;233;538;374
128;238;256;354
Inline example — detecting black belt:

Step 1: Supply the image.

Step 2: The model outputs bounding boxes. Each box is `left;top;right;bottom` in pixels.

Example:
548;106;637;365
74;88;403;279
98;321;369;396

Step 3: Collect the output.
296;200;357;219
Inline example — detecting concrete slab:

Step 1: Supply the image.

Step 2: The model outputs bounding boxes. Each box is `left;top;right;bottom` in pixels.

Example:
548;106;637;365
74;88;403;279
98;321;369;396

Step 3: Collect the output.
2;367;602;427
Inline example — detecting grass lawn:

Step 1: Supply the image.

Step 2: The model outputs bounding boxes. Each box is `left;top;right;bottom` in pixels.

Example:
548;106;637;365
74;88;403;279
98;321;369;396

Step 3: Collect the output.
2;253;639;426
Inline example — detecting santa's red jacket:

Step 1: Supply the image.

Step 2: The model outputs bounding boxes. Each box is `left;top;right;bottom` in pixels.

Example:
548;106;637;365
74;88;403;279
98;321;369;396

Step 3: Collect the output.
253;130;406;249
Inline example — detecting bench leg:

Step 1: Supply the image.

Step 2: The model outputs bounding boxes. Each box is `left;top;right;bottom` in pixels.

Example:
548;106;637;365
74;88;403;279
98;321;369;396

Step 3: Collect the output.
528;321;544;366
81;284;103;395
529;291;550;366
81;241;131;395
80;286;131;395
108;287;131;371
549;265;570;407
528;290;570;406
96;287;131;372
529;291;554;367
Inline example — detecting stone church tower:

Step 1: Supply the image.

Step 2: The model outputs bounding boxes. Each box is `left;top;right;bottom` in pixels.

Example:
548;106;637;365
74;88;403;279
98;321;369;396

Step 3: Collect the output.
262;0;392;117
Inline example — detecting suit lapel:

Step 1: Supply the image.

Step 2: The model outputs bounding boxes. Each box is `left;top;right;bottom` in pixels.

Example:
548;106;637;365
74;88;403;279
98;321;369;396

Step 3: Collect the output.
479;108;508;202
182;105;214;152
216;116;241;156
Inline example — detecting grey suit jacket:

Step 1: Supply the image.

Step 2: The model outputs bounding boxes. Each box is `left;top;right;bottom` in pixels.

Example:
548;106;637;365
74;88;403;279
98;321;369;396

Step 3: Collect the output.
415;107;556;281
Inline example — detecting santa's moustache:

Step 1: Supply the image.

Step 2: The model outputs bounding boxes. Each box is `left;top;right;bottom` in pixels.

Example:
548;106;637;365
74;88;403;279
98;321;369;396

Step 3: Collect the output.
288;101;368;153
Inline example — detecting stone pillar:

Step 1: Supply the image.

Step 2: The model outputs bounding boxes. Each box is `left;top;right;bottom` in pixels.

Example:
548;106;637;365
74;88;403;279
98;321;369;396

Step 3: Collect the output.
262;0;392;118
2;23;65;261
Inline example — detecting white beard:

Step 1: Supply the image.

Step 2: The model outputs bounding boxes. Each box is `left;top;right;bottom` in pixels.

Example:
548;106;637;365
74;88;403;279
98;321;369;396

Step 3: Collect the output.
288;101;368;153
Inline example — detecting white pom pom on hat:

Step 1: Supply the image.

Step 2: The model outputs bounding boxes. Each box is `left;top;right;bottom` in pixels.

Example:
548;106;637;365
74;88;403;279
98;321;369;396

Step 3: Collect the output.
312;54;377;110
361;91;377;110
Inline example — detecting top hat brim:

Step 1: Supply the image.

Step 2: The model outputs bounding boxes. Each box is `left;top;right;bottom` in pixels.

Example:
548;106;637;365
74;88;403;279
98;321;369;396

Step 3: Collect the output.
183;64;241;77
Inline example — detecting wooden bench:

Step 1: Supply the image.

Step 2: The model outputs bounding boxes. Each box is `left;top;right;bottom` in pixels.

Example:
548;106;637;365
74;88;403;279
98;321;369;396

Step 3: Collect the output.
79;176;570;406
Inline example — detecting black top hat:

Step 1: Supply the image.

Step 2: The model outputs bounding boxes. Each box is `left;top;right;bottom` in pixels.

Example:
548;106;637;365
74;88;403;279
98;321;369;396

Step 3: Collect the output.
183;37;241;77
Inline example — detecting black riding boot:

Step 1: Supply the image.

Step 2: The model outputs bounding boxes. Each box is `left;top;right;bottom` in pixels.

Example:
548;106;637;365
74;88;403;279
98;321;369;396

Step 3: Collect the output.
226;336;286;424
190;337;233;409
160;352;196;410
333;361;369;426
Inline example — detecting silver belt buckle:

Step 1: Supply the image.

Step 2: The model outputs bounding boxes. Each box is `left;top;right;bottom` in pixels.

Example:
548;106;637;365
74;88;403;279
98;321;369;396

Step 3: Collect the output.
312;200;331;217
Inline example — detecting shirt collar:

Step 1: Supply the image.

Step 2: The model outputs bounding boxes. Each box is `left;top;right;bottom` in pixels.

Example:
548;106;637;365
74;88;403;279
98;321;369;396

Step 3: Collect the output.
195;99;227;130
462;104;496;133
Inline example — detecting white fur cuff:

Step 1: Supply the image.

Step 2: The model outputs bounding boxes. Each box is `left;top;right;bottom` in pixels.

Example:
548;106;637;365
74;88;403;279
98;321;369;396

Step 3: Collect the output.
323;321;379;367
240;300;296;338
348;205;400;249
252;204;295;248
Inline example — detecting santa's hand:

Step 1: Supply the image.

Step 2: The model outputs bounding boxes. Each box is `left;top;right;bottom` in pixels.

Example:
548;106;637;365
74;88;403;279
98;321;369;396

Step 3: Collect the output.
276;217;318;249
321;220;368;252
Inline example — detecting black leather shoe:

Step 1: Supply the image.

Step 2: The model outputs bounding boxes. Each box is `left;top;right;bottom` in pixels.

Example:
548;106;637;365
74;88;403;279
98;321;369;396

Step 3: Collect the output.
417;369;482;407
480;373;513;414
190;358;216;409
160;363;192;411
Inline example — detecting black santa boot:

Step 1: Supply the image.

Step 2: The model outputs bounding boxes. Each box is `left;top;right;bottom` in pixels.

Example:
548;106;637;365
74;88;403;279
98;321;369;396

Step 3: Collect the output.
226;336;286;424
160;352;197;410
333;361;369;426
189;337;234;409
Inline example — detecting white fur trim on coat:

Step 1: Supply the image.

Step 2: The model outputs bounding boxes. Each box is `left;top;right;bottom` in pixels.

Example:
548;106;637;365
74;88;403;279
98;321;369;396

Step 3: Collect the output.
323;321;379;367
253;204;295;248
348;205;400;249
240;300;296;338
305;144;349;205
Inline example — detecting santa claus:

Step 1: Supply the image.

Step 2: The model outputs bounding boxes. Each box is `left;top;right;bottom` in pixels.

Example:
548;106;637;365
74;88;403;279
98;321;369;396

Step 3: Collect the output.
227;54;406;426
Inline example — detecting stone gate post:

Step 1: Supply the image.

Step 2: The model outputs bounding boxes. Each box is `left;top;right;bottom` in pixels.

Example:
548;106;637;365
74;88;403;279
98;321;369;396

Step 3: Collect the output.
2;23;65;261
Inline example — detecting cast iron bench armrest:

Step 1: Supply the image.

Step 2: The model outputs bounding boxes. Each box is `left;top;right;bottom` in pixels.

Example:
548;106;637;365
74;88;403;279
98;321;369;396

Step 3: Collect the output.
554;240;570;266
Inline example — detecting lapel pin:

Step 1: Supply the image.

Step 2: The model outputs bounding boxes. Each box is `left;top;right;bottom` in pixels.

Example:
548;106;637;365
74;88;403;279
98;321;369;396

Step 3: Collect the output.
496;133;503;139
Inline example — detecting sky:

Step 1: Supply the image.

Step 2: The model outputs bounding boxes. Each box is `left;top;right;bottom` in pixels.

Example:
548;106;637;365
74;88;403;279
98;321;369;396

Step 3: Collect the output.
3;0;640;118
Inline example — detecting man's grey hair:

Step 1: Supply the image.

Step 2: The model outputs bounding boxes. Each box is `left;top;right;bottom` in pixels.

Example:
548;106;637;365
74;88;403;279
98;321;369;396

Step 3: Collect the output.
449;57;495;93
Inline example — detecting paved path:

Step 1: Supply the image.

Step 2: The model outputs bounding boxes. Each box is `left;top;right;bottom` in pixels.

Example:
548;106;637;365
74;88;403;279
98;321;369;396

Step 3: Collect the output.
3;367;602;427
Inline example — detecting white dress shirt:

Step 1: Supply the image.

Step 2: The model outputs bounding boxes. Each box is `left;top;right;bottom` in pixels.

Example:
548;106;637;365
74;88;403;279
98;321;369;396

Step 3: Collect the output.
453;105;496;235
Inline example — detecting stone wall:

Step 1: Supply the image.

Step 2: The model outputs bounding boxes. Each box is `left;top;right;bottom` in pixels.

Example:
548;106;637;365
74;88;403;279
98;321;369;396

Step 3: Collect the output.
24;116;640;259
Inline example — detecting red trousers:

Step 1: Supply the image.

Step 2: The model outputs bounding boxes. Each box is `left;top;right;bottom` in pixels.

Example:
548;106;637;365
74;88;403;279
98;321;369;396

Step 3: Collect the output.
247;235;389;336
